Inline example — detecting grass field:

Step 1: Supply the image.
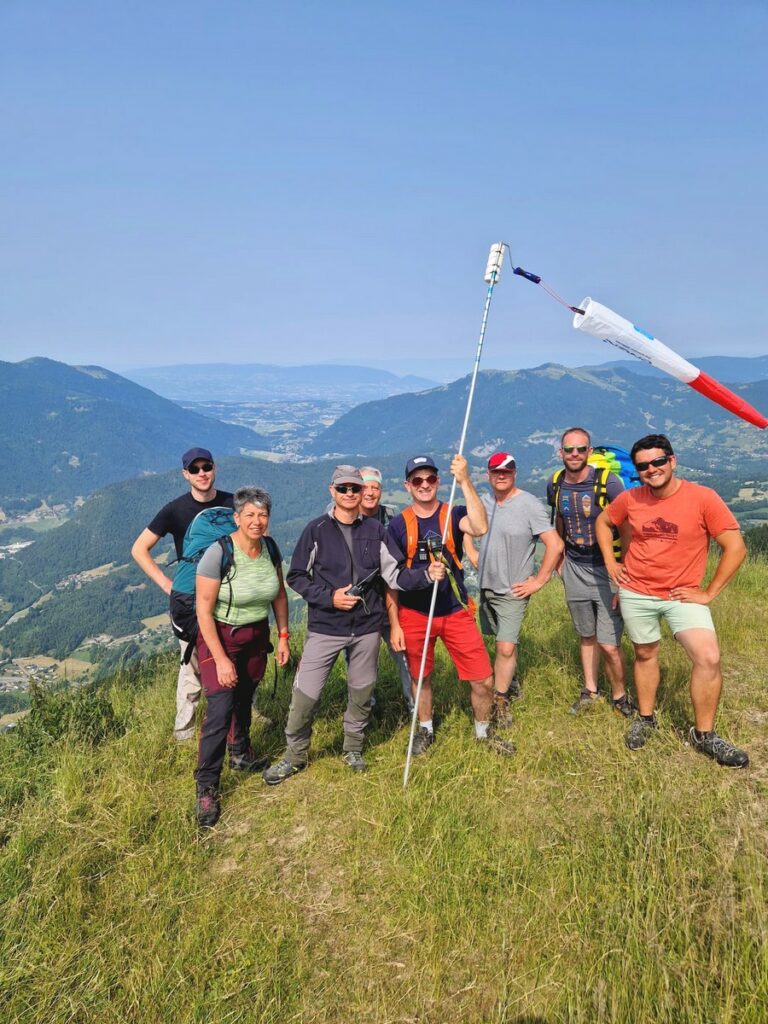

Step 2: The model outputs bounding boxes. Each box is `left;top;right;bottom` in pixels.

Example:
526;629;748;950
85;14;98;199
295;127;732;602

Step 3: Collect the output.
1;559;766;1023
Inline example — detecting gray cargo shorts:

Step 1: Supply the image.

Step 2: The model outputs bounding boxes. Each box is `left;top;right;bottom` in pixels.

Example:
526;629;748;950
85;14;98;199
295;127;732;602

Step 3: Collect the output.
562;559;623;647
479;590;528;644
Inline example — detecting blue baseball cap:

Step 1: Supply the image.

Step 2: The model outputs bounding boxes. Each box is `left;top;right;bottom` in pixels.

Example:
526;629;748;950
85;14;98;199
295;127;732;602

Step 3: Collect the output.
182;447;214;469
405;455;438;478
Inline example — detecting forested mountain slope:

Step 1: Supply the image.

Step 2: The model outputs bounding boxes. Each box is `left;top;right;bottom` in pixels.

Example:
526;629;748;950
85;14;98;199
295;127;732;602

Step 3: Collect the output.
0;358;264;507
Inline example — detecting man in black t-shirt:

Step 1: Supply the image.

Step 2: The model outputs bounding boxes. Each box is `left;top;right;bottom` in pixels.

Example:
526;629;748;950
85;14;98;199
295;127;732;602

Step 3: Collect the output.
131;447;233;741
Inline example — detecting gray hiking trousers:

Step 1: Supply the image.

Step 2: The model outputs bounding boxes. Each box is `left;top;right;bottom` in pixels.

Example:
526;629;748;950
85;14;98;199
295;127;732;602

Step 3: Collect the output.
285;630;380;761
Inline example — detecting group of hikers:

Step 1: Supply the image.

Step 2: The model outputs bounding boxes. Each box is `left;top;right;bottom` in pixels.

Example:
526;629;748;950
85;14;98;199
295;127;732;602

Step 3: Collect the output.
131;430;750;828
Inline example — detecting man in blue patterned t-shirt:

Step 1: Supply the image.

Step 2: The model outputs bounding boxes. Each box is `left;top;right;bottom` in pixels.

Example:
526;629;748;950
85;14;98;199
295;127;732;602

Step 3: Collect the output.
547;427;634;717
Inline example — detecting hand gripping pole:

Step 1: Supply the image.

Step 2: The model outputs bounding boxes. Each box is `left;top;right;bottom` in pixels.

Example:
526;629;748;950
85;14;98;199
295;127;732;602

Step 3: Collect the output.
403;242;508;788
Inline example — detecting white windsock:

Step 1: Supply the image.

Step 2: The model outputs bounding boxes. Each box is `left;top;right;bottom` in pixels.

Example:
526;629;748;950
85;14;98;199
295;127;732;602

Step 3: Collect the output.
573;297;767;429
573;298;698;382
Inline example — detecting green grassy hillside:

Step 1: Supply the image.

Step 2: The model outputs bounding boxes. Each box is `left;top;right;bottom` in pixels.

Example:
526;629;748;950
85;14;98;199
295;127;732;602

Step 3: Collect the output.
1;559;766;1023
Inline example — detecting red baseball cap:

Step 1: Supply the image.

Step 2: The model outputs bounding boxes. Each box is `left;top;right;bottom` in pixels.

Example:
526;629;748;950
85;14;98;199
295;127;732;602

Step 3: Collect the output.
488;452;516;471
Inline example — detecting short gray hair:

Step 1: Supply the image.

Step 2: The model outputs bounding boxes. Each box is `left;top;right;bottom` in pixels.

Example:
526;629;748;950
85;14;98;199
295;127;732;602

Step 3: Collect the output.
233;486;272;515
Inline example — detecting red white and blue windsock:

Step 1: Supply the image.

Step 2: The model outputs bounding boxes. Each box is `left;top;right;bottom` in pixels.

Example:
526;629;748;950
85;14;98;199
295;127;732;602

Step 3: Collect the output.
573;298;768;429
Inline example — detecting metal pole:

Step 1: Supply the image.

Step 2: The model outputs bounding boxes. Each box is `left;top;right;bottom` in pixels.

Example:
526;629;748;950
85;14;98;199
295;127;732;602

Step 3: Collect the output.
403;243;506;788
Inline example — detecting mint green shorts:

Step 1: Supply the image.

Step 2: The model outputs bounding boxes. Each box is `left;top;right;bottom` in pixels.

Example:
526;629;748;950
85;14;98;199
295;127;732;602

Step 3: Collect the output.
618;588;715;645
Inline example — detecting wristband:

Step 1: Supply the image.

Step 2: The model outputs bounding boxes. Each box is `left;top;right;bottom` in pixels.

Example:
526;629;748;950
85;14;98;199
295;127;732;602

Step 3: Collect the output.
278;630;290;639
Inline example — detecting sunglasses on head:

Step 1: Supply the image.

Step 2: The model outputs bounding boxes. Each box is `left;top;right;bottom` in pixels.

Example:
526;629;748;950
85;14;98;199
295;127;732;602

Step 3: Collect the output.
187;462;214;474
409;474;438;487
562;445;589;454
334;484;362;495
635;455;671;472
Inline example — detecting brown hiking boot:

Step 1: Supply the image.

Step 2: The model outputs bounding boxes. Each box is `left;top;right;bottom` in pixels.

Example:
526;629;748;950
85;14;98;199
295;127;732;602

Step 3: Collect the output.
492;690;513;728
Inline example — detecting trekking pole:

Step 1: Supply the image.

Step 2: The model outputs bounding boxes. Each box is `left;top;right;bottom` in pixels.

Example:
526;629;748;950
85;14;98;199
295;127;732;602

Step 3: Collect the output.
403;242;507;788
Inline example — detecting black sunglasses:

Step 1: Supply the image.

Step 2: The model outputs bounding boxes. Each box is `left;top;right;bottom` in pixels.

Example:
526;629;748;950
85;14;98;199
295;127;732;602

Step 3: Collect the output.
187;462;214;474
334;484;362;495
634;455;671;472
562;445;589;454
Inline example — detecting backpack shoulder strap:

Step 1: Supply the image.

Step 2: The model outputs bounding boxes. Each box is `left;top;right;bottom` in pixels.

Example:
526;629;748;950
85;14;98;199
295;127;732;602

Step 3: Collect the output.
438;503;461;569
593;467;610;509
215;535;237;618
549;468;565;525
401;507;419;567
216;535;236;579
262;534;281;569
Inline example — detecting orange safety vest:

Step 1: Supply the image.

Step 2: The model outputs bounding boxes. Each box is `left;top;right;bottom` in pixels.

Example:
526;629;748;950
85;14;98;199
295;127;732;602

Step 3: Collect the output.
401;503;461;569
401;504;476;616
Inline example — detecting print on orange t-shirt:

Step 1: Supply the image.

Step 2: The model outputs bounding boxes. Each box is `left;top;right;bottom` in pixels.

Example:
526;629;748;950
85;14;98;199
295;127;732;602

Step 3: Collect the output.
606;480;739;598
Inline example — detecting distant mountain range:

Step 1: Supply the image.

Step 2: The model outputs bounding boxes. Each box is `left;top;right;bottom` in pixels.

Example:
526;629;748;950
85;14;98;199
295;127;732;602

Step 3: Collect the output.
308;364;768;480
3;355;766;514
0;358;264;508
124;362;437;403
584;355;768;383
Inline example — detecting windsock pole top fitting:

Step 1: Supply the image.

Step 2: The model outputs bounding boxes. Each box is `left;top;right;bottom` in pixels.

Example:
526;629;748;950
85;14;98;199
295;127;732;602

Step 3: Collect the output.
484;242;507;283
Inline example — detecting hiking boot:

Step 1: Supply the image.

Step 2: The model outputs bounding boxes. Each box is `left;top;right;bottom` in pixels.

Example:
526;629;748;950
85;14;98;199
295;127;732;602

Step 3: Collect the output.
341;750;367;772
410;727;434;757
229;747;270;773
195;786;221;828
492;690;513;729
477;731;515;757
689;727;749;768
262;756;307;787
612;693;636;718
508;675;523;701
569;688;603;715
625;715;657;751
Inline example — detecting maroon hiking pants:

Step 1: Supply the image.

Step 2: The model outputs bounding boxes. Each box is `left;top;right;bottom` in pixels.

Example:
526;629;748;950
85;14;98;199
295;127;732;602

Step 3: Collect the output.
194;619;270;790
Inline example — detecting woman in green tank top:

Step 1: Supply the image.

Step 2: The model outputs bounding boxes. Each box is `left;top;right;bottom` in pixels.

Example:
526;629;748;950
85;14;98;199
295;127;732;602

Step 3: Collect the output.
193;486;290;828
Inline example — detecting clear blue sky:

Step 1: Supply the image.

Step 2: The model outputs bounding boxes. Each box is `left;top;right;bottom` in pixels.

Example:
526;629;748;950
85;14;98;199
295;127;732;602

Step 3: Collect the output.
2;1;766;375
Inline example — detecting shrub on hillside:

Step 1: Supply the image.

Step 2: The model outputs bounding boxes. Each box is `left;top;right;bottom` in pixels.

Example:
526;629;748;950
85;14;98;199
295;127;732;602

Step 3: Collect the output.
745;523;768;556
16;679;124;751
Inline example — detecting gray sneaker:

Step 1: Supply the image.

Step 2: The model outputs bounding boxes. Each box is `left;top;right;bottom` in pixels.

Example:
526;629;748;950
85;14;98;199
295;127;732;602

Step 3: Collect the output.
477;731;515;757
569;688;603;715
689;728;749;768
410;727;434;757
262;756;307;786
626;715;657;751
341;750;367;772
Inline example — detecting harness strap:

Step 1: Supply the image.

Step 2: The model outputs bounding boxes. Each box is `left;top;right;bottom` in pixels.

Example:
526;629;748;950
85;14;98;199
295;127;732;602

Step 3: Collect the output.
402;504;461;570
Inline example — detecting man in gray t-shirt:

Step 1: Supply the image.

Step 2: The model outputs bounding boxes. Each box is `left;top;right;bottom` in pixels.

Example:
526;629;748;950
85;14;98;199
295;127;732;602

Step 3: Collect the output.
466;452;563;726
546;427;633;717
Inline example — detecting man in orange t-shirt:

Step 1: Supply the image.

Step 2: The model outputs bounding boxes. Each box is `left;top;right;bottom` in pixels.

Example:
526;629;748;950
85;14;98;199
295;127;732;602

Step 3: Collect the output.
595;434;748;767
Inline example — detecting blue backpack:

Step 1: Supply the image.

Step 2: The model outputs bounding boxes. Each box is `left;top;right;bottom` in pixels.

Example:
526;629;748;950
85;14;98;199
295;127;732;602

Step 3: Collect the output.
171;507;237;596
169;506;280;660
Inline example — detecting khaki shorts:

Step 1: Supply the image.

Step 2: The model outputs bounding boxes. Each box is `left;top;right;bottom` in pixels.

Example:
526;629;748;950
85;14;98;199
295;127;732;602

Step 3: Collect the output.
619;588;715;645
479;590;528;644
